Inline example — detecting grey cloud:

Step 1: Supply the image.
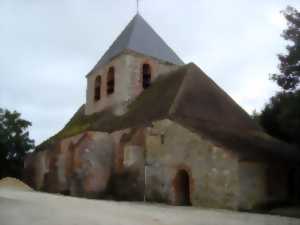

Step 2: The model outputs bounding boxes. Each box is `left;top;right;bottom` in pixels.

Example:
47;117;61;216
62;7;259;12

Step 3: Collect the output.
1;0;299;144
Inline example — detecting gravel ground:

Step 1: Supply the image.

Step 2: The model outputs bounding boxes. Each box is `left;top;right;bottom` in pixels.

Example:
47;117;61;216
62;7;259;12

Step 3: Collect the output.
0;177;32;191
0;188;299;225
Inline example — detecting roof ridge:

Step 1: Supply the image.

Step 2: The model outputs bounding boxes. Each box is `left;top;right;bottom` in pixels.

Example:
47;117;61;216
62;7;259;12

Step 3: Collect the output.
129;14;183;65
87;15;137;75
125;14;139;49
168;64;193;116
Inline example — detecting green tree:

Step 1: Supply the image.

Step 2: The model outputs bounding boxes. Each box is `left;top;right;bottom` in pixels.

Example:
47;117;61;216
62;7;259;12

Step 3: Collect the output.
259;91;300;146
271;6;300;91
0;108;34;179
256;6;300;148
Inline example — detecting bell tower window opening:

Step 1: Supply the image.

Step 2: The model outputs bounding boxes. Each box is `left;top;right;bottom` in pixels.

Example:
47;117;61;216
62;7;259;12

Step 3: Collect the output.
142;64;151;89
94;76;101;101
107;67;115;95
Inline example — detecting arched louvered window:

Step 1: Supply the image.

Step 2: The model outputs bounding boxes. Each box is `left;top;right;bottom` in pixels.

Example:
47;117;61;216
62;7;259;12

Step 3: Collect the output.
107;67;115;95
142;64;151;89
94;76;101;101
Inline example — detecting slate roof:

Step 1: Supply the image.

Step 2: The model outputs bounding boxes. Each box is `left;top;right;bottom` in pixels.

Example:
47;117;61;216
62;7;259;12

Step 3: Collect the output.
88;14;184;75
38;63;300;164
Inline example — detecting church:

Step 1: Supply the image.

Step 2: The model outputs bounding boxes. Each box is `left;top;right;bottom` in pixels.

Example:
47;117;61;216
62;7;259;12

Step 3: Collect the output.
24;13;300;210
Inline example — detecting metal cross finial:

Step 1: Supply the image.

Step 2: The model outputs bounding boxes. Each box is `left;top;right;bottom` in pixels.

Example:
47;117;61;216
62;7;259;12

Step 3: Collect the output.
136;0;140;14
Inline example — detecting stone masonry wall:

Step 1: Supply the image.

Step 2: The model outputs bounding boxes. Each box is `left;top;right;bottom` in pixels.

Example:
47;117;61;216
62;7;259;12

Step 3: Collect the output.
144;119;240;209
24;132;115;198
24;120;289;210
110;128;146;201
25;120;240;209
85;51;178;115
238;162;289;210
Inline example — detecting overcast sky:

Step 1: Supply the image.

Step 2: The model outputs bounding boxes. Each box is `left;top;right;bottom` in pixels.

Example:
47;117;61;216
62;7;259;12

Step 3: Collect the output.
1;0;300;145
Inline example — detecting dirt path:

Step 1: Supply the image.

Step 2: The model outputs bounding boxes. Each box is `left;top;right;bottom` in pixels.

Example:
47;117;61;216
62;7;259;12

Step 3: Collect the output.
0;188;299;225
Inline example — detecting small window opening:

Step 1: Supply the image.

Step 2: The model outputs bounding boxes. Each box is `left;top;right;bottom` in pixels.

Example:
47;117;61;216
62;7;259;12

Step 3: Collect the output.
142;64;151;89
161;134;165;144
94;76;101;101
107;67;115;95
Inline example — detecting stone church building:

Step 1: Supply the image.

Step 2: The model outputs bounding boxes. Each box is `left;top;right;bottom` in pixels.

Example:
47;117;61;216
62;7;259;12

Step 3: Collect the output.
24;14;300;210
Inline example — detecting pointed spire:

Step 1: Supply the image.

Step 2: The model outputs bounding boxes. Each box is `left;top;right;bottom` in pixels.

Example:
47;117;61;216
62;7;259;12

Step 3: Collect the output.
89;14;183;74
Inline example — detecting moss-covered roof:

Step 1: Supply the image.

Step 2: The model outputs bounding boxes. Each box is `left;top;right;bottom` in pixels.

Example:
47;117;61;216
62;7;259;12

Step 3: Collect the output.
176;116;300;163
37;63;300;164
37;64;188;151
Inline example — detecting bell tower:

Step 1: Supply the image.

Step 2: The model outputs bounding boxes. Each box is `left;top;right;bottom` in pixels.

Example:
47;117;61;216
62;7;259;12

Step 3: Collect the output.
85;14;184;115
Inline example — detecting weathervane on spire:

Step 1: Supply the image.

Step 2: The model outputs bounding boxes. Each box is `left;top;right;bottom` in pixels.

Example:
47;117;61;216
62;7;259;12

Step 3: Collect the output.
136;0;140;14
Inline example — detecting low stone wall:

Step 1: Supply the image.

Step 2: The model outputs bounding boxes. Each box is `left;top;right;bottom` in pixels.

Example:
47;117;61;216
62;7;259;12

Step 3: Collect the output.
24;119;294;211
24;132;115;198
145;119;240;209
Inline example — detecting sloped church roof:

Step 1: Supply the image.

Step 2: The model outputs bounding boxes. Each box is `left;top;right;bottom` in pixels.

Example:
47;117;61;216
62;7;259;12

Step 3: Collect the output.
38;63;300;164
89;14;184;74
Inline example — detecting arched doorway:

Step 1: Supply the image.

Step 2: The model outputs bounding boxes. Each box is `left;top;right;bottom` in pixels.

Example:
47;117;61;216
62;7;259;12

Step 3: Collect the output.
173;169;191;206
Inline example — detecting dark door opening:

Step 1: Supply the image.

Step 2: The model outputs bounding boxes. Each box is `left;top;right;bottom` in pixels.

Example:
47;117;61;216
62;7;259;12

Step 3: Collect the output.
107;67;115;95
174;170;191;206
142;64;151;89
288;168;296;202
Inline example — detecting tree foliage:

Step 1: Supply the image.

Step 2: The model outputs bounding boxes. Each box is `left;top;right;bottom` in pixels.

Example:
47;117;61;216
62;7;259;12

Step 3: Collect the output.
258;91;300;146
0;108;34;179
256;6;300;148
271;6;300;91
